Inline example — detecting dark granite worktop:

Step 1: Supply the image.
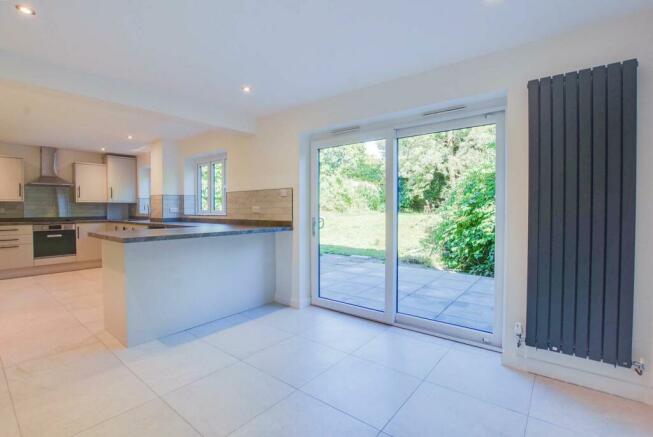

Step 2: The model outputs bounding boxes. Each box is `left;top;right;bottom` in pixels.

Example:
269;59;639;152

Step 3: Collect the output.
89;219;292;243
0;217;292;243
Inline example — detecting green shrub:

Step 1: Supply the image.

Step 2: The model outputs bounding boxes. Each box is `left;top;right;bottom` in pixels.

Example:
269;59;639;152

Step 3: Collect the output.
425;167;495;277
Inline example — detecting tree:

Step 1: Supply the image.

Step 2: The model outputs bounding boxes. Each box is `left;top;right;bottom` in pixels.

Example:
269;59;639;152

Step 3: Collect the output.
425;166;496;277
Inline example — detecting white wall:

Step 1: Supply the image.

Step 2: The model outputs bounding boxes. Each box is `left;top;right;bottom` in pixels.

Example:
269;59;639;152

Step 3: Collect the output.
149;140;182;196
176;129;256;196
136;152;150;199
249;10;653;402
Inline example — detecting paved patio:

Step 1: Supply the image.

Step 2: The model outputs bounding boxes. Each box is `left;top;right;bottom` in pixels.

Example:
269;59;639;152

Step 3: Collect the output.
319;254;495;332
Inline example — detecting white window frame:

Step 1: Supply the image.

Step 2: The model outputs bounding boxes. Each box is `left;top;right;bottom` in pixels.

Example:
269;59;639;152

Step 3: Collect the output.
195;155;227;215
309;108;506;350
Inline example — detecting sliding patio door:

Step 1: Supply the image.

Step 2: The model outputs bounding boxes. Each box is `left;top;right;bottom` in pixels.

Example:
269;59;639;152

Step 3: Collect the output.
395;113;504;346
311;112;504;346
311;130;395;322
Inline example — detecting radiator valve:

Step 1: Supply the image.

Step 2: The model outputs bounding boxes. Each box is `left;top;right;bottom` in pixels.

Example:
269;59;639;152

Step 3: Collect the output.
633;360;645;376
514;322;523;348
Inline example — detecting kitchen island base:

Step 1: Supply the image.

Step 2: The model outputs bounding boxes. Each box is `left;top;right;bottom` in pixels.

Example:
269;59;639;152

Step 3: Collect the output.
101;232;276;347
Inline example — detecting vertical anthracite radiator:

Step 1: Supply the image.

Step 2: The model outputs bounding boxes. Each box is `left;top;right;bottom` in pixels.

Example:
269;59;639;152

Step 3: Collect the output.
525;59;637;368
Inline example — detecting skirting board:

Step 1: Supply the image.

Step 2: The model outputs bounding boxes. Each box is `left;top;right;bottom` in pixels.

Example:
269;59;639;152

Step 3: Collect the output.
504;347;652;404
0;260;102;279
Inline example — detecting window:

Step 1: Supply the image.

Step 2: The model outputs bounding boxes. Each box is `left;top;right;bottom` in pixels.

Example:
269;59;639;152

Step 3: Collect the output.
196;156;226;214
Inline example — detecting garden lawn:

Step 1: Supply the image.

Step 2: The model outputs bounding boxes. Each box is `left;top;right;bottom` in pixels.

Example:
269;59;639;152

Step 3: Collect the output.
319;211;439;266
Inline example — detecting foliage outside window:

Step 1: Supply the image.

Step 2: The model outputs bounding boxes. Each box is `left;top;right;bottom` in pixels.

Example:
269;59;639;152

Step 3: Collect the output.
196;157;226;215
318;125;496;276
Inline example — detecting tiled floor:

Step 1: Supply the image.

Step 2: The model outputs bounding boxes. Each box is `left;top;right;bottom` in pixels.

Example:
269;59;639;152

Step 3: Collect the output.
1;269;653;436
320;254;495;332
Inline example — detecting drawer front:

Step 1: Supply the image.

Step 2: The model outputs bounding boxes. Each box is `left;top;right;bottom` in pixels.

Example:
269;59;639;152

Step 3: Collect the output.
0;234;32;245
0;225;32;236
0;244;33;270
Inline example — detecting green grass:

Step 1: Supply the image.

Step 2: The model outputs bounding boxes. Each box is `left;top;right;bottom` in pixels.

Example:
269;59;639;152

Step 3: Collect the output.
318;211;440;266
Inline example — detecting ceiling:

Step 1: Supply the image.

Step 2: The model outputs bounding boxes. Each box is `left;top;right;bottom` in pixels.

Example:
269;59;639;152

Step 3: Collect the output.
0;80;213;153
0;0;651;145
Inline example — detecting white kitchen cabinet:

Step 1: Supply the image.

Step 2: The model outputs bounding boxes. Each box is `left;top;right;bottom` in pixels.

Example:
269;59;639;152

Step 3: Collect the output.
76;222;104;262
0;156;24;202
106;155;137;203
74;162;107;203
0;225;33;270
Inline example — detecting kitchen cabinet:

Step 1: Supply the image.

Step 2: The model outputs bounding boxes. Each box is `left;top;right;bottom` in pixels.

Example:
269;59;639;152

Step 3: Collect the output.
106;155;137;203
0;156;24;202
74;162;107;203
0;225;33;270
76;223;104;262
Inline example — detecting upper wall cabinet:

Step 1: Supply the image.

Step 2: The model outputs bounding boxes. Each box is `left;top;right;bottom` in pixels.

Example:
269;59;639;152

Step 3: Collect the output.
0;156;24;202
74;162;107;203
106;155;137;203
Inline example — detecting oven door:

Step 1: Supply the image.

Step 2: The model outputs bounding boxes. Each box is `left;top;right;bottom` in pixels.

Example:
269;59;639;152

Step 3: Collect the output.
33;229;77;258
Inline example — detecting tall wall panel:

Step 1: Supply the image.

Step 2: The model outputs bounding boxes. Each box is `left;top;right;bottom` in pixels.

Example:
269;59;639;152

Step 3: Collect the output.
525;59;638;368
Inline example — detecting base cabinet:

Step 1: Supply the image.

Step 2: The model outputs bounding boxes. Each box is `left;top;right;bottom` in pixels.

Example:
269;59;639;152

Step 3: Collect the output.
76;223;104;262
0;225;33;270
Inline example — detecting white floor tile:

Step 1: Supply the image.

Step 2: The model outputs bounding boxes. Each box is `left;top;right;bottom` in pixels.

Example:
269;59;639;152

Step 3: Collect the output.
246;336;346;387
232;391;377;437
242;304;346;335
2;271;652;437
384;382;527;437
301;356;421;429
354;331;449;378
75;399;200;437
427;346;534;414
530;376;653;437
5;339;156;437
525;417;583;437
164;362;294;437
0;311;95;367
386;326;456;348
104;331;237;395
302;315;387;353
0;369;20;437
190;316;293;359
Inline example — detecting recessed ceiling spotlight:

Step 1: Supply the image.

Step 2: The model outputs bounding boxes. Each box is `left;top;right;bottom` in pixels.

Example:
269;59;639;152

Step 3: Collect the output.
241;85;252;94
15;4;36;15
101;147;106;152
127;135;133;140
483;0;503;4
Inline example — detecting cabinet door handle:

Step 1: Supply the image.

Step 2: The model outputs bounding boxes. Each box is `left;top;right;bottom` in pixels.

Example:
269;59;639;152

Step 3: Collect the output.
110;187;113;199
0;238;18;242
18;183;22;198
0;229;18;232
46;234;63;238
0;245;19;249
77;227;80;239
78;186;81;199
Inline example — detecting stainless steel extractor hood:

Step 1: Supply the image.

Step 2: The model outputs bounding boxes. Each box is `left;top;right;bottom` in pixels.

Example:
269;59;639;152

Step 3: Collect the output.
27;147;73;186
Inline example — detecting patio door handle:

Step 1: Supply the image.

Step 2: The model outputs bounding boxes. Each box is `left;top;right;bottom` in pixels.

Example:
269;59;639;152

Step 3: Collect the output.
319;217;325;229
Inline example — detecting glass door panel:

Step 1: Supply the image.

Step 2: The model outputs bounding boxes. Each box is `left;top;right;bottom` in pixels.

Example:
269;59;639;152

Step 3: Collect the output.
317;139;386;312
397;124;497;333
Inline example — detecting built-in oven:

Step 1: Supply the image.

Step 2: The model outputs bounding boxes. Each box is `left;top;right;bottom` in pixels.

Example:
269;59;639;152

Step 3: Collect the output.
33;223;77;260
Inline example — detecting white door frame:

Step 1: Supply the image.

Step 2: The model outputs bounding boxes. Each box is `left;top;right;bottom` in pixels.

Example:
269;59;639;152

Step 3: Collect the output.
310;110;506;348
310;128;395;324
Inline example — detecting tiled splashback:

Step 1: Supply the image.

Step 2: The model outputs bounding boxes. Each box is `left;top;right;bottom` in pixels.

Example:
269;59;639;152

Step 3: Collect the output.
148;188;293;223
223;188;292;222
0;185;106;218
149;195;182;220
